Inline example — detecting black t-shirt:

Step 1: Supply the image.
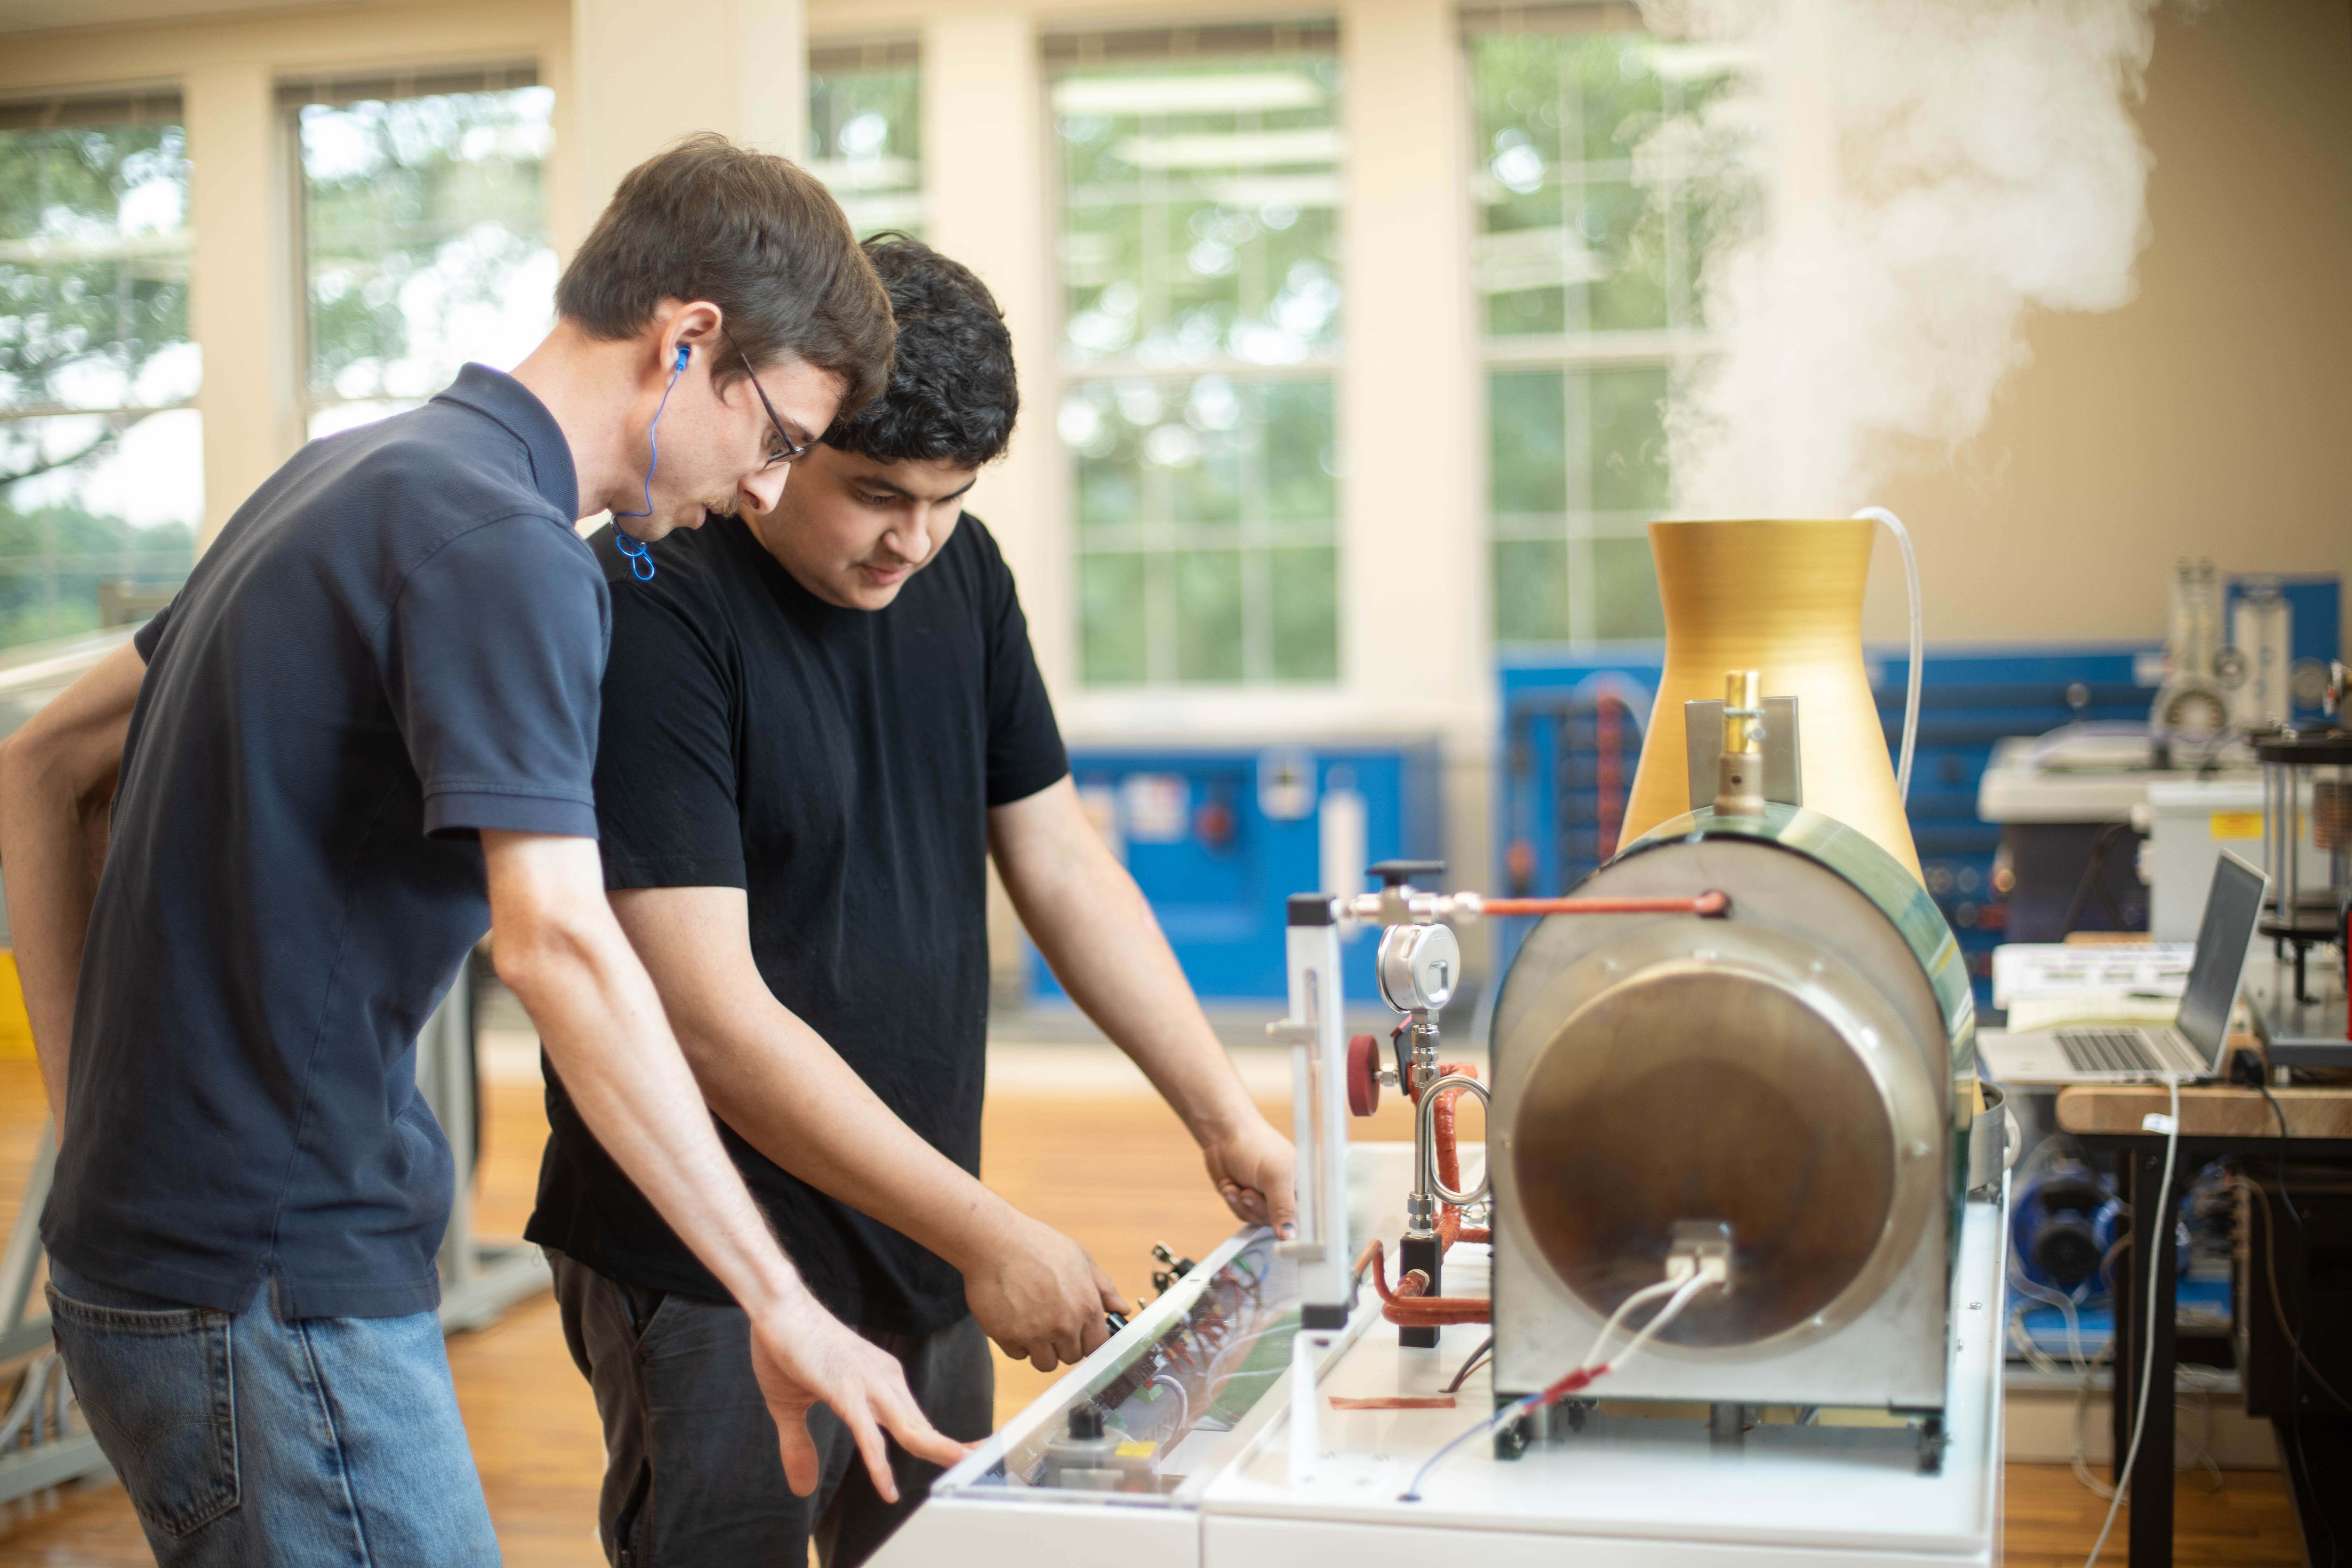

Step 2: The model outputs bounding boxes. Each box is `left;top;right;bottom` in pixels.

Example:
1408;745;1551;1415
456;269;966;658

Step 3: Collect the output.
46;365;607;1319
526;510;1067;1334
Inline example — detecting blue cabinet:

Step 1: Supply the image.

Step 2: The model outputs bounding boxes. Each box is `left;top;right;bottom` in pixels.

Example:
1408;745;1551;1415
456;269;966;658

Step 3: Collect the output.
1027;741;1443;1003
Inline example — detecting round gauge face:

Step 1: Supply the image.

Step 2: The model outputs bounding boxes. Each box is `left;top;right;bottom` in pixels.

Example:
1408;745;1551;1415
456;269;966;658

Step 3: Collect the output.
1378;922;1460;1013
1513;965;1899;1348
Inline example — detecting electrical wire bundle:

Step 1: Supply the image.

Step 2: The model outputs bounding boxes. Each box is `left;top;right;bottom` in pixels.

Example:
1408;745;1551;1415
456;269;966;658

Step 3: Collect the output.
1399;1270;1725;1503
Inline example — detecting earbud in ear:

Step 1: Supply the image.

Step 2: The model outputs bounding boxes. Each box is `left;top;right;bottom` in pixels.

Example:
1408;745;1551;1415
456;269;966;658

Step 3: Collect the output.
673;344;691;372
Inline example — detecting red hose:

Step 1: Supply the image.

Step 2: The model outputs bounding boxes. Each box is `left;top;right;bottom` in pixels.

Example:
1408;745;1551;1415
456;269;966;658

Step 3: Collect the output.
1421;1062;1480;1252
1353;1060;1499;1331
1480;890;1729;918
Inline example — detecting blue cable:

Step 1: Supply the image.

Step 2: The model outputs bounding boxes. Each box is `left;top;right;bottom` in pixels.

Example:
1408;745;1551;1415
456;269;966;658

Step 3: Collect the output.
1398;1393;1539;1502
612;345;691;581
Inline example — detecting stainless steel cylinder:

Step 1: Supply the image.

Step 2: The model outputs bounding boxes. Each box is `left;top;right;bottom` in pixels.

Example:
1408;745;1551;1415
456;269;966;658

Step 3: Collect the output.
1490;802;1973;1411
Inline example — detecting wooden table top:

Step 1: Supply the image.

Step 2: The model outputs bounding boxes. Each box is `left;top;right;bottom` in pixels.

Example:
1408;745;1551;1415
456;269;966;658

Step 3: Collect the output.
2054;1081;2352;1140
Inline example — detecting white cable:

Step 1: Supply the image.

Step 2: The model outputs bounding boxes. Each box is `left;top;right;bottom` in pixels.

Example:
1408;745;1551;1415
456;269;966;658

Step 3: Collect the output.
1608;1274;1714;1369
1400;1273;1721;1503
1151;1374;1190;1436
2085;1074;2183;1568
1578;1278;1684;1372
1853;507;1924;805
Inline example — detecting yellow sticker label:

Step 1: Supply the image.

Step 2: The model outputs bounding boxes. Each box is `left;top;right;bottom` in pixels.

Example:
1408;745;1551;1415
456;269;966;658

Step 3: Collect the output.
2210;811;2263;840
1114;1441;1158;1459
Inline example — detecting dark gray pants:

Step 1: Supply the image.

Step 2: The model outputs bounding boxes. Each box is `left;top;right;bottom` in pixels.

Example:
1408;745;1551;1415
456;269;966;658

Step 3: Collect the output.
546;1249;993;1568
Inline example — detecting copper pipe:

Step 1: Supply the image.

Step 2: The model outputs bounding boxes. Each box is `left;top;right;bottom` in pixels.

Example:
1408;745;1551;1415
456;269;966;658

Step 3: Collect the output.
1420;1062;1482;1249
1385;1295;1492;1326
1359;1213;1497;1328
1479;890;1729;918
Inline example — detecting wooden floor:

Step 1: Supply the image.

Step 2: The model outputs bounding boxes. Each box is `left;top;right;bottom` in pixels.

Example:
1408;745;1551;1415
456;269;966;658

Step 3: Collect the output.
0;1050;2312;1565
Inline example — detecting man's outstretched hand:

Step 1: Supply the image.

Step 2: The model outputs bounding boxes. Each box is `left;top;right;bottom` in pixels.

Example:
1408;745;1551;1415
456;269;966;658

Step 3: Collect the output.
749;1303;975;1502
1202;1114;1297;1239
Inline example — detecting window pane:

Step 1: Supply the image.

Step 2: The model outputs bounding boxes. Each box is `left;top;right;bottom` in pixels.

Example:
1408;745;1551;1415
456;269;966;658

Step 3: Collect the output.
1056;55;1342;370
1473;29;1749;341
1577;178;1668;332
810;53;923;237
1589;365;1668;513
1081;551;1147;683
1489;370;1567;515
1058;41;1343;687
1268;544;1337;680
298;86;555;435
1260;378;1335;524
1172;548;1244;682
1494;538;1570;643
1;117;201;648
1567;32;1664;163
1590;534;1665;640
1163;391;1243;527
1476;25;1750;645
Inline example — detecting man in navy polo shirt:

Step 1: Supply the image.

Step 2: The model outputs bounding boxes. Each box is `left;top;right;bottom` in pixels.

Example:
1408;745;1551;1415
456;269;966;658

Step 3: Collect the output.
0;135;963;1565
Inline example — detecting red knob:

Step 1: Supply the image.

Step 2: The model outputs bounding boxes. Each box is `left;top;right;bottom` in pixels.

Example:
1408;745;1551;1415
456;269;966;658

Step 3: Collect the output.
1346;1033;1381;1117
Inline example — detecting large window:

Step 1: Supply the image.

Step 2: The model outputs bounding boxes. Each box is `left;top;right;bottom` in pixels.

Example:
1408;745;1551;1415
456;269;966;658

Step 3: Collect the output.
1472;15;1744;644
0;94;200;649
289;68;555;440
808;41;923;238
1051;25;1343;687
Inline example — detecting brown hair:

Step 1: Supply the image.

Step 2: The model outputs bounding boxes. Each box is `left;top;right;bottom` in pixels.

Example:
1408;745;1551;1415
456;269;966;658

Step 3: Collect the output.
556;133;894;418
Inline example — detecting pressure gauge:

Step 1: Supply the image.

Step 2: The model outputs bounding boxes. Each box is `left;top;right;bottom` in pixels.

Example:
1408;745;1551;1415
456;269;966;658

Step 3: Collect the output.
1377;922;1460;1014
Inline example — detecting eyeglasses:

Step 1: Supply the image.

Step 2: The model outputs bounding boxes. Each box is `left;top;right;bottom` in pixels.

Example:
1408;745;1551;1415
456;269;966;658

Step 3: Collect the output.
735;347;813;470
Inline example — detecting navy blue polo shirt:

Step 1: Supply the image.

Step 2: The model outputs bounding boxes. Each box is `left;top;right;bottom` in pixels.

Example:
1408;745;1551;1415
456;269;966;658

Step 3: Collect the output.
43;364;609;1319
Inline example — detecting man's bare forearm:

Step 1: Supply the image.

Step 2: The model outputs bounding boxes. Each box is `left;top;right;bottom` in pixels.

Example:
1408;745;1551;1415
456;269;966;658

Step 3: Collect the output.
609;886;1023;1276
485;834;811;1318
0;643;145;1130
990;780;1259;1142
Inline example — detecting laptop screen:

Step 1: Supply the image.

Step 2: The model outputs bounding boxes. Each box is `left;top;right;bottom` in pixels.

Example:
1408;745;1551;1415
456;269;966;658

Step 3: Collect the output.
2174;852;2268;1064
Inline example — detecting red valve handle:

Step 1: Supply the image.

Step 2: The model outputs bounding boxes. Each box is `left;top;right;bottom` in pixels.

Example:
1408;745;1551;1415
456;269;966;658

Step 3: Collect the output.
1346;1032;1382;1117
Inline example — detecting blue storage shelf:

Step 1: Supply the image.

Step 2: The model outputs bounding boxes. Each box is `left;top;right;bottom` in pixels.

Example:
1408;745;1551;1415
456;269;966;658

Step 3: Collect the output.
1029;740;1443;1004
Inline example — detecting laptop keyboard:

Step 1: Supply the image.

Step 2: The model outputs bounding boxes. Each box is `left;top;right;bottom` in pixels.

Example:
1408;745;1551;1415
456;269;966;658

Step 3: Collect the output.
2055;1028;2166;1075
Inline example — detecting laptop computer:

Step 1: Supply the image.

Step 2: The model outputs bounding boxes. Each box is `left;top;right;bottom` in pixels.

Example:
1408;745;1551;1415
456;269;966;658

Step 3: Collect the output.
1977;851;2268;1085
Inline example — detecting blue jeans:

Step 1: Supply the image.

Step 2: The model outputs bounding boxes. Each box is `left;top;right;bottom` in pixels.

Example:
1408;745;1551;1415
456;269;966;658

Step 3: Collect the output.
45;1260;498;1566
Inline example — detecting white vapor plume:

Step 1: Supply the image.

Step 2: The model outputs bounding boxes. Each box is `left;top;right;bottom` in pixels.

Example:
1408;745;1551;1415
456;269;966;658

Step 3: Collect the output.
1641;0;2161;516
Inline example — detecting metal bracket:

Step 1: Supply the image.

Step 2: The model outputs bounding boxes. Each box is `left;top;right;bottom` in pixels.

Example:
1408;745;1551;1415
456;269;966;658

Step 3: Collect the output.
1684;696;1804;811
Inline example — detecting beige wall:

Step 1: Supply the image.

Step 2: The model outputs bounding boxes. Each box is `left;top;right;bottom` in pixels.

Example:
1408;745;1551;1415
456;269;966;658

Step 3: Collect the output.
1867;0;2352;644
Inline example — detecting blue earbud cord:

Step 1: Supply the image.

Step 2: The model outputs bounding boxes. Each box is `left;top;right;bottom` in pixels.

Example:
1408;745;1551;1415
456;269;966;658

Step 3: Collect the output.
611;345;692;582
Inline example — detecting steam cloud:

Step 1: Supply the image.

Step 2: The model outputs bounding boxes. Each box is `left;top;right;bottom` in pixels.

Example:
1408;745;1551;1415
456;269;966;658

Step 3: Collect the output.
1638;0;2162;515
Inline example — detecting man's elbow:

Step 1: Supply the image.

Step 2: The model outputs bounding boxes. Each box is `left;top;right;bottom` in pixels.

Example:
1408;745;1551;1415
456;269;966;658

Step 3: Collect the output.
489;903;602;1003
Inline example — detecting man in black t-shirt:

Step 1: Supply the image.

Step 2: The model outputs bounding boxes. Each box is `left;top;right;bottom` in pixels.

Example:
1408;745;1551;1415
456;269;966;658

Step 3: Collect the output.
528;236;1296;1568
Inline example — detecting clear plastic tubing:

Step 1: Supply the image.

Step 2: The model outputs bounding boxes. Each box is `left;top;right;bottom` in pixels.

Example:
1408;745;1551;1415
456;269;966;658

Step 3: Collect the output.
1852;506;1923;806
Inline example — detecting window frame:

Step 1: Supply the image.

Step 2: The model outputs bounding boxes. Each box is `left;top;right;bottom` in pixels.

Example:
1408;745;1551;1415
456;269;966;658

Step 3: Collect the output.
280;61;549;438
1044;20;1348;690
1467;9;1742;651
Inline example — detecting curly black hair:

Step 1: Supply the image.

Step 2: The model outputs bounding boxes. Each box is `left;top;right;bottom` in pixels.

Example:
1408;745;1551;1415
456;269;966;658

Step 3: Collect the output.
820;233;1018;469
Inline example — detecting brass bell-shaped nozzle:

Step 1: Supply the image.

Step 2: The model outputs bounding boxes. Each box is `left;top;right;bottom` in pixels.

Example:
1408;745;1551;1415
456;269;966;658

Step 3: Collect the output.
1715;669;1767;818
